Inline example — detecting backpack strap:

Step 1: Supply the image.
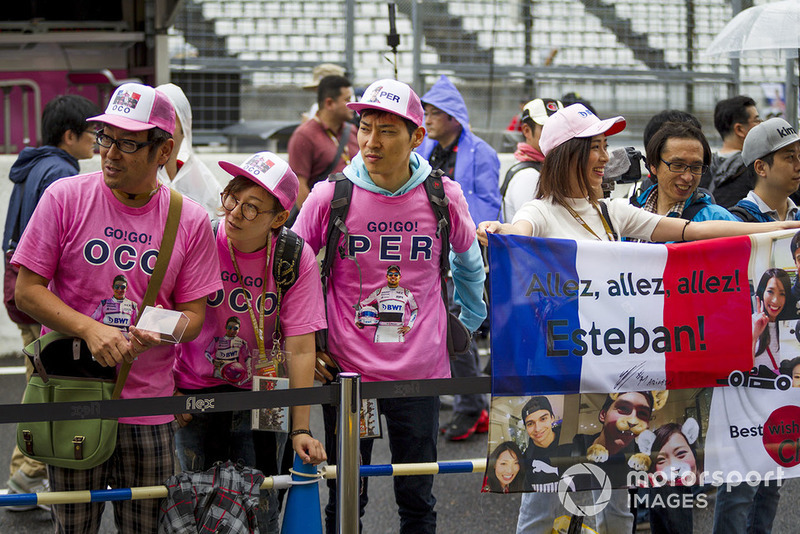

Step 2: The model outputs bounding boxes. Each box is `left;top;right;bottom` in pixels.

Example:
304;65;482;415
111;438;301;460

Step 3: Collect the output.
728;204;759;222
499;161;541;219
679;192;707;221
272;226;304;338
273;227;304;296
423;169;451;277
321;173;353;282
598;201;618;241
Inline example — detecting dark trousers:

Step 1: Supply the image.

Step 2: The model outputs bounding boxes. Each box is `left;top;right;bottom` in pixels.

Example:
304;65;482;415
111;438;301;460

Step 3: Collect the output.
323;396;439;534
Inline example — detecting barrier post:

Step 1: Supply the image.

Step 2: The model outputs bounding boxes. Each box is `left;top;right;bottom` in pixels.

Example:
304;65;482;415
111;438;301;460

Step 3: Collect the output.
338;372;360;534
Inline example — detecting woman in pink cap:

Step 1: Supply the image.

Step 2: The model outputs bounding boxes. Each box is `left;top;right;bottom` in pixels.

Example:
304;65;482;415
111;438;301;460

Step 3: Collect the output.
478;104;800;246
477;104;800;534
172;151;327;533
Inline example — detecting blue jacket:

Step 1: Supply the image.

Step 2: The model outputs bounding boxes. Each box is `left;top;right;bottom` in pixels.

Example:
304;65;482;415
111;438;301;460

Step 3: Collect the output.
3;146;80;252
416;75;501;225
632;185;738;223
730;198;800;223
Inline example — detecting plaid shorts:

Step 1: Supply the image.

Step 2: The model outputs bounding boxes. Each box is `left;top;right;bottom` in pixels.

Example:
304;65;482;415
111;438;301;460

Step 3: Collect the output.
48;421;176;534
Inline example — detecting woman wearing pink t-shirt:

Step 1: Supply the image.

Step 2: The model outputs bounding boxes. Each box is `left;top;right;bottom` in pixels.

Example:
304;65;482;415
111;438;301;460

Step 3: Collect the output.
173;152;326;533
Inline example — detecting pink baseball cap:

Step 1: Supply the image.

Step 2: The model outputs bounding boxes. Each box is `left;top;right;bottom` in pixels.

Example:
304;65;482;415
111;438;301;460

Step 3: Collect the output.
347;79;424;127
218;152;299;211
539;104;626;156
88;83;175;135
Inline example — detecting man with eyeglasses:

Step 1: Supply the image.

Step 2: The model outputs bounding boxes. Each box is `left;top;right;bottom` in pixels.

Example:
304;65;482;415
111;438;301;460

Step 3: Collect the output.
11;82;221;533
631;121;737;226
417;74;498;443
2;94;100;511
630;120;735;533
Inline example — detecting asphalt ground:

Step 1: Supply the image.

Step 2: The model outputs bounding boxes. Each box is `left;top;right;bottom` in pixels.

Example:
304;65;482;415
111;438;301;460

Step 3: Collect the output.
1;349;799;533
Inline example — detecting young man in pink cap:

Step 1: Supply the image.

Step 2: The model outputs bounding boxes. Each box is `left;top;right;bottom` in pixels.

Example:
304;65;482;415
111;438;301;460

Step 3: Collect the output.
13;82;221;533
173;151;327;532
294;78;487;534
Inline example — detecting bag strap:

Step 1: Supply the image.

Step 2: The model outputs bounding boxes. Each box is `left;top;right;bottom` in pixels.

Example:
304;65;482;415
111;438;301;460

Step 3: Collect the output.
500;161;540;200
286;123;353;228
112;188;183;399
728;204;758;222
319;122;352;184
321;173;353;283
598;201;618;241
272;226;304;337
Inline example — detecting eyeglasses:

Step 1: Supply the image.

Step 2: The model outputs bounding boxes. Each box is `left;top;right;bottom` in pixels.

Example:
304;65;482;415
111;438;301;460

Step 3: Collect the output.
425;108;447;118
96;132;156;154
220;193;277;221
113;284;127;290
227;325;240;331
660;159;708;176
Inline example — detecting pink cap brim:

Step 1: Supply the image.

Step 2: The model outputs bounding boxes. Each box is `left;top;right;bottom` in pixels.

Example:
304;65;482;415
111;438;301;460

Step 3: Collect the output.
577;116;627;139
87;113;156;132
218;161;295;210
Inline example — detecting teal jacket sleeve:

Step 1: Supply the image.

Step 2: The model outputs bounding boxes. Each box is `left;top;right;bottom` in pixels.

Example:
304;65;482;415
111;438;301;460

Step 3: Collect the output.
450;237;488;332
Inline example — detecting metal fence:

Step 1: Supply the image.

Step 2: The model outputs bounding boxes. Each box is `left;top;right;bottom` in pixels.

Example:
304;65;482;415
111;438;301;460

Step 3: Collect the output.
168;0;794;149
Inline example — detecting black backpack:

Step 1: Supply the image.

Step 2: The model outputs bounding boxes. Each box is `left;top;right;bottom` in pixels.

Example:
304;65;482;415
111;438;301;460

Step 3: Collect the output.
318;171;470;356
499;161;542;219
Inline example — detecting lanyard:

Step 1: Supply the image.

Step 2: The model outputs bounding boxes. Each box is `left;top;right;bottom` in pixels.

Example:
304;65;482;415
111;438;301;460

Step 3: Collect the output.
316;117;351;165
227;231;271;357
766;345;779;370
564;202;615;241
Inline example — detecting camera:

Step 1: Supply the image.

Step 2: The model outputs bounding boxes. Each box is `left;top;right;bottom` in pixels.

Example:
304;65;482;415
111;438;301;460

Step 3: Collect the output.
602;147;644;194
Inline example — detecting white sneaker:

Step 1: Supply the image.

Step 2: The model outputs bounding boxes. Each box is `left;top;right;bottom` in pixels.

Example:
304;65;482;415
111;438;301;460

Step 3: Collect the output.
5;471;50;512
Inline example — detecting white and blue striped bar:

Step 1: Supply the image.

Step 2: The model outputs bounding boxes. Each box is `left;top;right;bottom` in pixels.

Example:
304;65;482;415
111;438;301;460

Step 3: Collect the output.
0;459;487;507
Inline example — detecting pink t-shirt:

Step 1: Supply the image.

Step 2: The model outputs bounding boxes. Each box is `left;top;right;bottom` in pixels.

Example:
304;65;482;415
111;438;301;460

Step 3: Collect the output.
294;177;475;382
174;221;327;390
12;172;222;425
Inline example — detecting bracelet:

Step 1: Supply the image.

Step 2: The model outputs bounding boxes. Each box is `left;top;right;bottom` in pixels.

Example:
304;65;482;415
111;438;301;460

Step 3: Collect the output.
681;220;691;242
289;428;312;438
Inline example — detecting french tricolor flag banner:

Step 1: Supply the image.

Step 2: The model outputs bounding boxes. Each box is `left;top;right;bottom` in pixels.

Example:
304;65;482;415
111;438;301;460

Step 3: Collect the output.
488;233;755;396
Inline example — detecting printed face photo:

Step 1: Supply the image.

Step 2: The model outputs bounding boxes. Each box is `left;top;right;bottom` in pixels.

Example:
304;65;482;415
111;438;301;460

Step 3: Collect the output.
525;409;556;448
599;392;653;453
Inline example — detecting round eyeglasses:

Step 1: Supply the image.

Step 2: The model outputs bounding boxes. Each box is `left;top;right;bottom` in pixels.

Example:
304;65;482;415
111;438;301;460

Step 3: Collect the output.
220;193;278;221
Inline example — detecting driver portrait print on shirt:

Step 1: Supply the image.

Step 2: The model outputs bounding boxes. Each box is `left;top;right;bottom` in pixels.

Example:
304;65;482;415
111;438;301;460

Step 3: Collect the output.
357;265;418;343
204;316;252;386
90;274;138;332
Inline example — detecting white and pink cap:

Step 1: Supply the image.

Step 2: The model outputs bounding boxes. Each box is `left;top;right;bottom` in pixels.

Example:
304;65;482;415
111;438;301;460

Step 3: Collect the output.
218;152;299;211
347;79;424;127
539;104;626;156
88;83;175;135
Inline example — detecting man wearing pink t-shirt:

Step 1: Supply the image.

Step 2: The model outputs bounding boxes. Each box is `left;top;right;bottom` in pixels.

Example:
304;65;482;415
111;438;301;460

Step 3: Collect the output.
13;83;221;533
294;79;487;534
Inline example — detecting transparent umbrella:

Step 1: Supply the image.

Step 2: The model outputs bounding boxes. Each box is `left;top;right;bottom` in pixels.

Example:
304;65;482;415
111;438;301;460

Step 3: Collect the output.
705;0;800;126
